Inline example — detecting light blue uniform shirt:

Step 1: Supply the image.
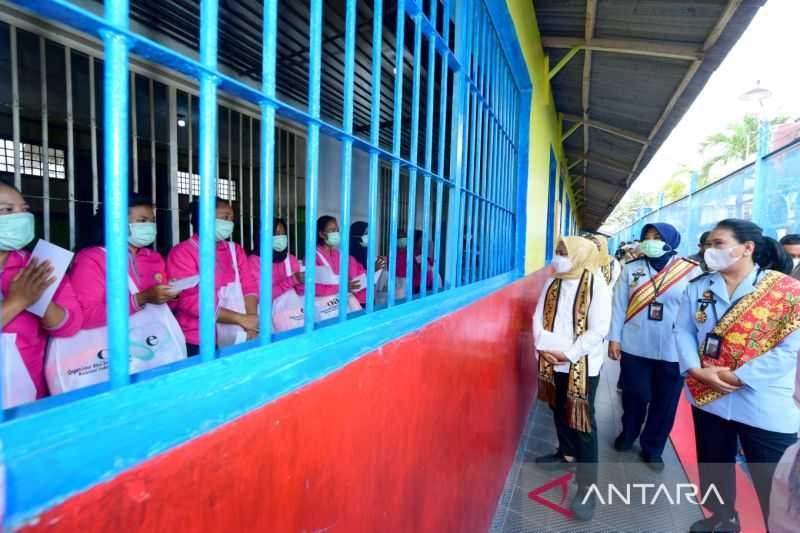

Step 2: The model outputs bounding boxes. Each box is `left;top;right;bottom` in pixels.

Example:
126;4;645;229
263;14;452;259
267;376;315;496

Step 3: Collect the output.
609;257;700;362
674;267;800;433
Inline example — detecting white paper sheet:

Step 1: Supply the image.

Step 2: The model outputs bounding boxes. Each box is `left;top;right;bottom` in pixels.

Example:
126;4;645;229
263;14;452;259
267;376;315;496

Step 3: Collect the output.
27;240;74;317
351;273;367;292
535;330;572;353
169;275;199;292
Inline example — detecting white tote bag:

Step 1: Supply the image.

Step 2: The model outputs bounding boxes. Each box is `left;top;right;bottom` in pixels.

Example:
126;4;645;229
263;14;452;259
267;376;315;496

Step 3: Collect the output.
45;277;187;394
216;242;248;347
1;333;37;408
313;250;362;322
272;256;305;332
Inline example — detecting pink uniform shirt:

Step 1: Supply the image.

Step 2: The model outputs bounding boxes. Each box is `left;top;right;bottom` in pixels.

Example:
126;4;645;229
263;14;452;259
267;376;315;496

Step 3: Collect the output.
166;235;258;345
69;246;168;329
396;247;434;293
313;245;367;304
247;253;305;301
1;250;83;398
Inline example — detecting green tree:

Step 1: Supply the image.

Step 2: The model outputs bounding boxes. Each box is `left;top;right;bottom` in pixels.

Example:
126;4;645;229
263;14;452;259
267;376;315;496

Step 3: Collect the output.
603;189;657;231
698;113;789;186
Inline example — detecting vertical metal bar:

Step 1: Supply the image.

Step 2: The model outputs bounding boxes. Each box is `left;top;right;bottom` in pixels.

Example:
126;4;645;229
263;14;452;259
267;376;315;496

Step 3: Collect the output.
248;115;254;250
188;93;193;199
337;0;357;321
168;87;179;246
227;108;232;204
464;14;482;285
276;129;282;218
302;0;323;333
40;36;50;241
403;15;422;301
433;0;451;293
198;0;220;360
89;57;99;214
471;12;487;283
258;0;278;339
444;0;471;289
10;27;21;190
238;113;244;244
103;0;131;388
148;79;156;205
131;71;138;193
419;0;437;299
365;0;383;312
292;133;298;256
386;1;405;308
65;46;76;251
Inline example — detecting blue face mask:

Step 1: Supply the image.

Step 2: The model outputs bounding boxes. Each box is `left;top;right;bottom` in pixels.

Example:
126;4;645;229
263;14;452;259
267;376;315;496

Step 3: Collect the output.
128;222;157;248
0;212;35;251
215;219;234;241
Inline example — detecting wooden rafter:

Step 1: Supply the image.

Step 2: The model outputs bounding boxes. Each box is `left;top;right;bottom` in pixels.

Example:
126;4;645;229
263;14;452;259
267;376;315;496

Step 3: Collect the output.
541;36;703;61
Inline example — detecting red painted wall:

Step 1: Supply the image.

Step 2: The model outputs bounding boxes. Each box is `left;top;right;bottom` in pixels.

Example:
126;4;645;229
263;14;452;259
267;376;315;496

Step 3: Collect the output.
23;272;547;533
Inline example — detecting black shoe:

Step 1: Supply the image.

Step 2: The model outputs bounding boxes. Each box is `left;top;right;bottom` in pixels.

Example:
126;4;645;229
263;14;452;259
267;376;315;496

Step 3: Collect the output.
689;512;740;533
614;434;633;451
570;486;596;521
534;452;576;472
640;452;665;472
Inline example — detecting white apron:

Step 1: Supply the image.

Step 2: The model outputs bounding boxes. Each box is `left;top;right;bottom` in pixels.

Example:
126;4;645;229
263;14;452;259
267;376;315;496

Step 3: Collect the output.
272;256;305;332
314;250;361;322
1;333;36;408
45;277;187;394
216;242;248;347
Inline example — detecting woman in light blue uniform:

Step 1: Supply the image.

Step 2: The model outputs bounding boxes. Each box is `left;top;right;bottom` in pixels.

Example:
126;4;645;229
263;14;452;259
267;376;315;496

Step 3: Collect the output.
608;223;700;471
674;219;800;533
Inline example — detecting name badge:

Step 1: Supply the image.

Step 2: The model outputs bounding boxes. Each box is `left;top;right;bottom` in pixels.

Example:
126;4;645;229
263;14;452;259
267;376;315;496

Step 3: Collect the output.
704;333;722;359
648;302;664;321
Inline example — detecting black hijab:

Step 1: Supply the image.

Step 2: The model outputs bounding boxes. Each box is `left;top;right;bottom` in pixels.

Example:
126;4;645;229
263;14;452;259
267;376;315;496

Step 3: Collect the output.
349;221;369;268
272;217;288;263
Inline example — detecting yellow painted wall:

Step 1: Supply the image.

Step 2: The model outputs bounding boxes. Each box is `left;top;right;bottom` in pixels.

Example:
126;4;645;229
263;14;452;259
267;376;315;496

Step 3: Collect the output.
506;0;579;273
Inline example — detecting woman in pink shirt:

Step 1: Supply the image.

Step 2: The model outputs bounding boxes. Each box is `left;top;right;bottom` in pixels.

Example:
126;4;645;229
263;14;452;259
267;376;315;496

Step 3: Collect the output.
70;192;177;329
167;198;258;355
0;182;82;399
347;220;386;305
396;229;435;294
248;217;305;300
312;216;367;308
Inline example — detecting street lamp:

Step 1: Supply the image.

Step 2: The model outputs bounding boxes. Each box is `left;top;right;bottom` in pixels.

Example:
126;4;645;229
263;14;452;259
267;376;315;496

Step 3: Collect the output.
739;81;772;228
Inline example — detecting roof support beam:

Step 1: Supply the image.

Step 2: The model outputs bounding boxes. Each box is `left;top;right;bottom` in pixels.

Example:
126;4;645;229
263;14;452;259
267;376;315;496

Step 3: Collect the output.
541;36;703;61
581;0;596;197
625;0;743;187
566;150;632;175
568;158;582;171
548;46;582;80
562;113;649;144
561;120;583;142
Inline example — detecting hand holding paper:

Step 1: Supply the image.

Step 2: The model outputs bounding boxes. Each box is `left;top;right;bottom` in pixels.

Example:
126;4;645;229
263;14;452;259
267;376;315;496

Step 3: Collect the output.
169;275;199;293
26;240;74;317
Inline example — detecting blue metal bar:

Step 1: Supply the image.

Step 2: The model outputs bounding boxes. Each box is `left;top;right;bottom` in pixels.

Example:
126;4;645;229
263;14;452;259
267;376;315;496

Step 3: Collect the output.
432;0;451;293
102;0;131;387
258;0;278;339
474;11;490;283
365;0;383;313
419;0;438;299
404;15;423;302
488;45;500;278
467;13;488;283
198;0;219;361
464;10;485;285
303;0;323;333
387;1;405;307
337;0;357;321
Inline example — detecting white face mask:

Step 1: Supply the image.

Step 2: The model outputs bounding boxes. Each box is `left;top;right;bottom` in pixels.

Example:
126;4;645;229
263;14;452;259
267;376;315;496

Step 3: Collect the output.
551;255;573;274
704;246;743;272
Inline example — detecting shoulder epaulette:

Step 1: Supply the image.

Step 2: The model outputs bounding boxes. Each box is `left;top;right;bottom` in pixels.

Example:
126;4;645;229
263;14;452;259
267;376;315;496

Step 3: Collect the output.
625;256;644;265
689;271;712;283
682;256;700;266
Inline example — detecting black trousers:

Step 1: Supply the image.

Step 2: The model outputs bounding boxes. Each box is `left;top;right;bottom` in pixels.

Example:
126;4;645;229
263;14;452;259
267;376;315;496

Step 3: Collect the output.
186;343;200;357
692;406;797;523
619;352;684;459
552;372;600;488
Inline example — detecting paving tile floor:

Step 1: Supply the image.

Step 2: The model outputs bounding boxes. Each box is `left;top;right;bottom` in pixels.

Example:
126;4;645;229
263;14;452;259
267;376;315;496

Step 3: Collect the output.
490;360;704;533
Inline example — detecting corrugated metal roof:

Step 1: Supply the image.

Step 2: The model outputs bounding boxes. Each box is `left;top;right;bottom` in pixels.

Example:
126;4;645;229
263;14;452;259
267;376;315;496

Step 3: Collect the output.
535;0;766;229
